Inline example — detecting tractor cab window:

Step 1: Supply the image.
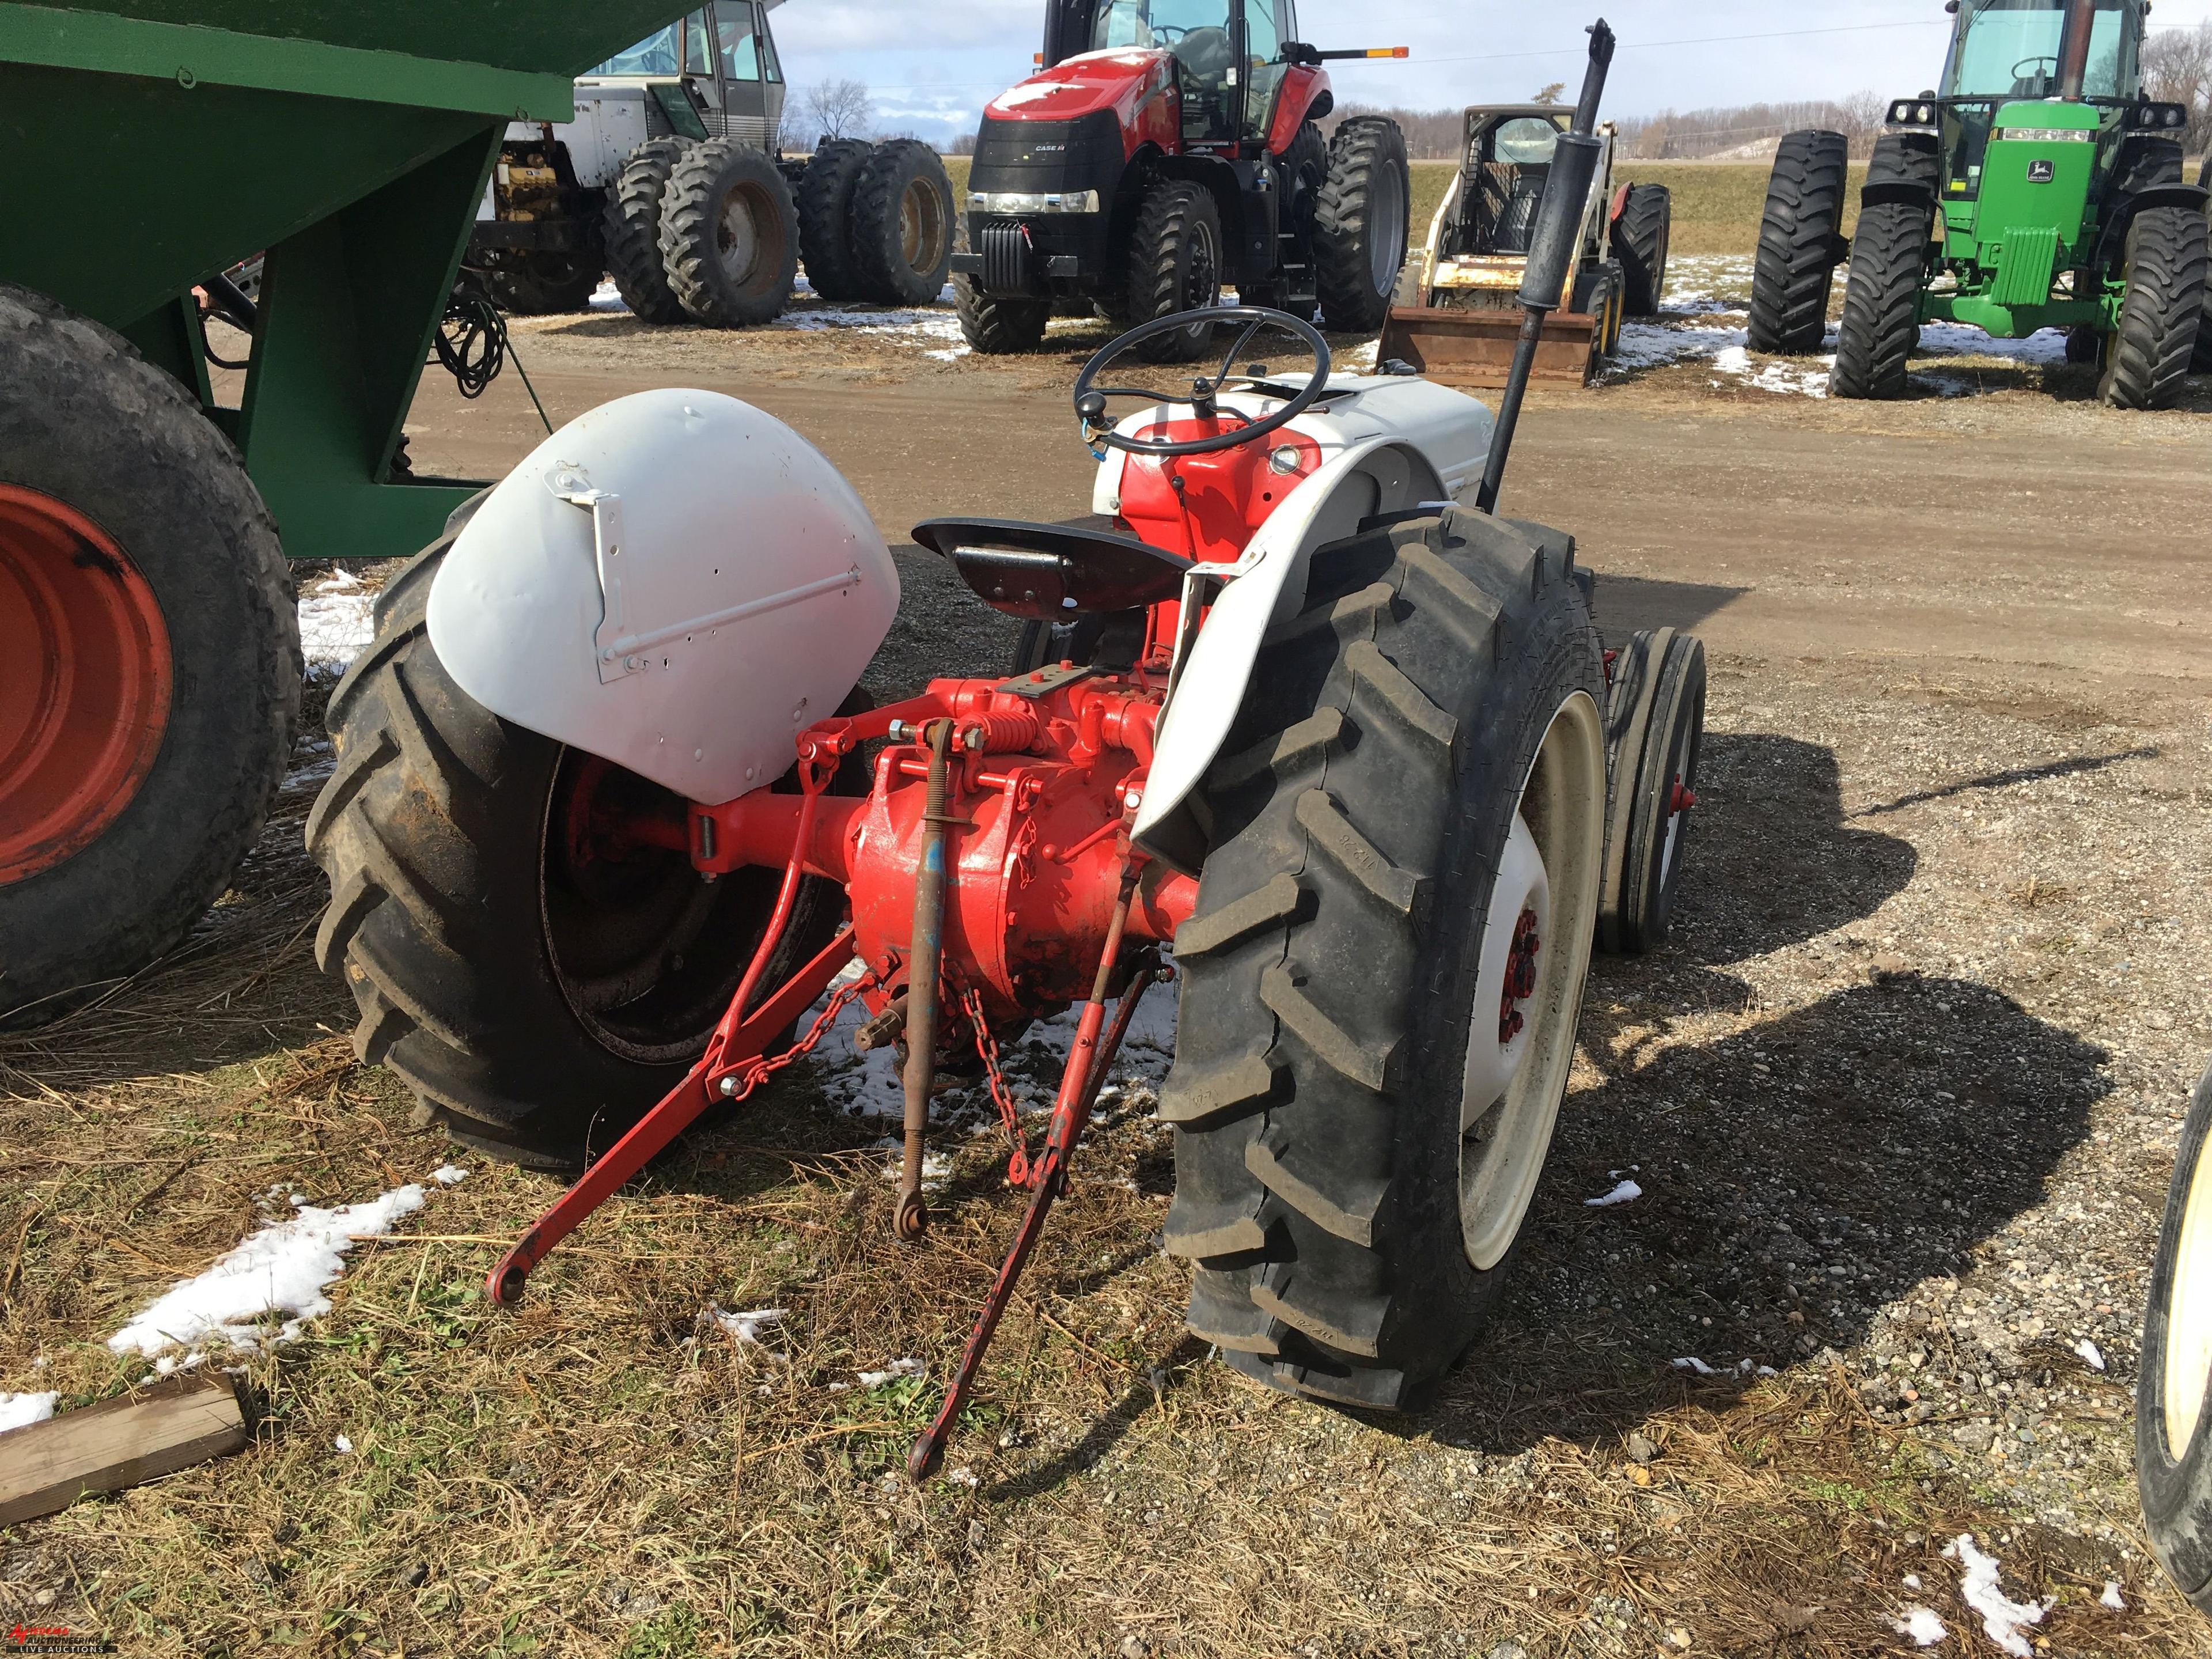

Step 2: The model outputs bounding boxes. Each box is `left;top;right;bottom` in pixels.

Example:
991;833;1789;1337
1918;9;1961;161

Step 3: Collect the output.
1942;0;2138;100
718;3;763;81
1459;115;1565;255
1241;0;1288;139
589;21;686;76
1490;116;1563;165
1091;0;1240;142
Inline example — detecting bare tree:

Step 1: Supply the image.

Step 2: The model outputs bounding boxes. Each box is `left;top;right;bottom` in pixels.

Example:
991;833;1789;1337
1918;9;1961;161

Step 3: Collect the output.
2144;21;2212;158
1531;81;1566;106
1834;90;1888;157
802;78;873;145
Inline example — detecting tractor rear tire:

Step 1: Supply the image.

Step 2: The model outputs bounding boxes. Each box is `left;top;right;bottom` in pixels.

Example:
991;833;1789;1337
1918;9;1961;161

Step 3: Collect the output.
2138;1058;2212;1616
953;276;1048;353
308;535;849;1170
660;139;800;328
1316;116;1410;335
1162;507;1607;1409
0;285;300;1022
1748;130;1848;354
480;242;603;316
797;139;874;302
1596;628;1705;956
1614;184;1671;316
1124;179;1225;362
2099;205;2209;411
1831;199;1932;400
2196;157;2212;373
848;139;956;306
604;138;692;325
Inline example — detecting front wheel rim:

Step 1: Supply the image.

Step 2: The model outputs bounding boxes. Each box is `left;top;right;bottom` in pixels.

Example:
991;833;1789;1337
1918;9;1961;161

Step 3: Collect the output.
0;486;173;882
1369;164;1406;294
2164;1123;2212;1459
1459;689;1606;1270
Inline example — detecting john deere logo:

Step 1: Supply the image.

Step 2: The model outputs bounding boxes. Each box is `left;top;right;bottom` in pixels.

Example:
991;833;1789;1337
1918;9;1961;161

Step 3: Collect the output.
2027;158;2055;183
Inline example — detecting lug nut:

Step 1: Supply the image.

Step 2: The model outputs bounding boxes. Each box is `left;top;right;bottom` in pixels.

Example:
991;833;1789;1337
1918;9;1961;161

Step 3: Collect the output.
717;1075;738;1097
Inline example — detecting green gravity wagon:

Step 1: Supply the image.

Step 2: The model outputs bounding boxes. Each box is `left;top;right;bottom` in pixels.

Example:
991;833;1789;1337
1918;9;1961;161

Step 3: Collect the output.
0;1;694;1020
1747;0;2209;408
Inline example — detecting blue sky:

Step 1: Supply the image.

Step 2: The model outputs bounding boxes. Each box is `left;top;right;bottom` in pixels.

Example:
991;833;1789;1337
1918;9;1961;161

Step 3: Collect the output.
767;0;2212;147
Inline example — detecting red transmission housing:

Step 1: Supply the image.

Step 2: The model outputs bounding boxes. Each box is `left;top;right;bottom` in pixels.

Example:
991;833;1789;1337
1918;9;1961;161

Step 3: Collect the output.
692;665;1196;1024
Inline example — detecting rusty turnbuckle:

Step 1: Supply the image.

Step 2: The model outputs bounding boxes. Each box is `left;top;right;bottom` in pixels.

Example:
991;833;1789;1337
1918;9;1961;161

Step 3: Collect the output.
895;718;957;1243
908;863;1163;1482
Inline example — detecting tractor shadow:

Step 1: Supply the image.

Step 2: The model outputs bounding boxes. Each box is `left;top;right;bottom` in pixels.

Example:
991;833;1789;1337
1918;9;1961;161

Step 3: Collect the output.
1588;573;1750;639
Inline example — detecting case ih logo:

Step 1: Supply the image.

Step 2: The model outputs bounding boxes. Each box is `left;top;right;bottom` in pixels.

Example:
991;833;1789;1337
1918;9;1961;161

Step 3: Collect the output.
2027;158;2056;181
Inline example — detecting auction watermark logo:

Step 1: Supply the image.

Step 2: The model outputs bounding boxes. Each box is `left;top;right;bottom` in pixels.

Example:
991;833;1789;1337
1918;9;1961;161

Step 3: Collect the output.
5;1624;113;1655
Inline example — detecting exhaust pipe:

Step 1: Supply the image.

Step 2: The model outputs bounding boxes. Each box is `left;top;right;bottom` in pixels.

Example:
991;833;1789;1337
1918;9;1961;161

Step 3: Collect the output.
2056;0;2095;100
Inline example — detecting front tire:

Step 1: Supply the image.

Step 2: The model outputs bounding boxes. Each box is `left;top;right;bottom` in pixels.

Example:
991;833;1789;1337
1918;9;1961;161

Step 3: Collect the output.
953;276;1048;353
2099;205;2209;411
1124;179;1224;362
1596;628;1705;955
1613;183;1671;316
603;138;691;325
307;537;843;1169
1748;130;1847;354
1316;116;1410;334
0;285;299;1022
797;139;875;302
479;242;603;316
848;139;955;306
660;139;800;328
1831;199;1931;400
2138;1060;2212;1615
1162;508;1607;1408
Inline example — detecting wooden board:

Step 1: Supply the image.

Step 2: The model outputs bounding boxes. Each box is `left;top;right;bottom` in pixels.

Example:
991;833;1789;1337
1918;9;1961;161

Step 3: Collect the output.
0;1374;248;1525
1374;304;1600;389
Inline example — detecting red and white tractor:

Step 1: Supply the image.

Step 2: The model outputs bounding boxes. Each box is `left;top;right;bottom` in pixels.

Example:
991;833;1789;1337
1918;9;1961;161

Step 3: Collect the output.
950;0;1412;356
310;23;1705;1475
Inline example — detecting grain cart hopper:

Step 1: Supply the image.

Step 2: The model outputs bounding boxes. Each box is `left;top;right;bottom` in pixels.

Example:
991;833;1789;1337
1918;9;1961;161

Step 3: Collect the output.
1378;94;1671;388
470;2;957;322
0;0;701;1022
1747;0;2208;408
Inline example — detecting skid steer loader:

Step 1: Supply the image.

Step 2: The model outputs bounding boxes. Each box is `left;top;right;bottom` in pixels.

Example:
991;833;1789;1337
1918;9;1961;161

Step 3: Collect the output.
1377;101;1670;388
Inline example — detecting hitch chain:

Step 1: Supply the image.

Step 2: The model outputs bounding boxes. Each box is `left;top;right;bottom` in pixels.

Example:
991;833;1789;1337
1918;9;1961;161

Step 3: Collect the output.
711;968;878;1107
961;986;1032;1187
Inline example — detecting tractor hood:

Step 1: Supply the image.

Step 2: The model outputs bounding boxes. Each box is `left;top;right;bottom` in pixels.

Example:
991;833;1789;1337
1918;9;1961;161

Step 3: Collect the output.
984;47;1172;125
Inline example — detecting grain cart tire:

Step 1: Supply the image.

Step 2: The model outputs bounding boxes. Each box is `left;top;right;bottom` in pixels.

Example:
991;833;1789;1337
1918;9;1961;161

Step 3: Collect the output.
1124;179;1225;362
1162;507;1607;1409
2196;158;2212;373
2138;1059;2212;1615
1832;199;1933;400
0;284;299;1023
1614;184;1671;316
797;138;874;301
308;539;848;1170
1595;629;1705;956
482;244;603;316
1316;116;1410;335
603;138;692;325
1748;130;1848;353
2099;205;2209;411
661;140;801;328
953;276;1049;353
849;139;955;305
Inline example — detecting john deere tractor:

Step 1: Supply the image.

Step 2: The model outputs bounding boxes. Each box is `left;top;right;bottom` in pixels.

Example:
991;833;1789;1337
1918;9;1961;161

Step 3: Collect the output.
1748;0;2209;409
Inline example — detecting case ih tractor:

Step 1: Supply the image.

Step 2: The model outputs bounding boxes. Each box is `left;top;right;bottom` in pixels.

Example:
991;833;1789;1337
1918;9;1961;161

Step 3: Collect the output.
311;22;1706;1468
1747;0;2208;408
472;1;956;323
1379;101;1672;388
950;0;1413;357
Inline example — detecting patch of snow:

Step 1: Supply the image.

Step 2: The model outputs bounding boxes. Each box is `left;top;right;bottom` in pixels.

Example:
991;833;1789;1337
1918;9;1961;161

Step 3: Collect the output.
1584;1179;1642;1207
589;277;627;313
858;1356;926;1389
2101;1581;2125;1611
107;1175;453;1357
151;1352;207;1377
1671;1356;1716;1375
1711;343;1831;397
297;569;377;672
709;1305;787;1347
1893;1607;1947;1646
334;1433;354;1453
2074;1337;2104;1370
878;1145;955;1190
1903;1574;1923;1590
990;79;1072;111
1916;321;2069;365
1942;1533;2050;1658
431;1164;468;1185
0;1391;59;1434
947;1464;980;1487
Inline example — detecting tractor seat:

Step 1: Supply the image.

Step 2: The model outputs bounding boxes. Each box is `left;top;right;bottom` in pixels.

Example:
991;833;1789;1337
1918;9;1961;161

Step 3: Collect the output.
1486;162;1551;253
912;516;1193;621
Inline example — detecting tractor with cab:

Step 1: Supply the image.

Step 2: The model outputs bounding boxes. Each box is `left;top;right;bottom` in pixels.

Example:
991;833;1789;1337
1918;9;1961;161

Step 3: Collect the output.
1747;0;2207;408
309;20;1709;1470
1379;99;1672;388
951;0;1412;357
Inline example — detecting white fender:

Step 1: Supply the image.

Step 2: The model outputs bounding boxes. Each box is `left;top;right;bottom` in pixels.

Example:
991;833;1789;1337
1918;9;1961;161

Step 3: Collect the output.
426;390;899;803
1133;435;1448;874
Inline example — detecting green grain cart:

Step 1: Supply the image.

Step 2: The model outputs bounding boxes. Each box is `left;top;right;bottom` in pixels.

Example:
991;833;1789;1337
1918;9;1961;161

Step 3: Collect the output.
0;2;691;1021
1747;0;2209;408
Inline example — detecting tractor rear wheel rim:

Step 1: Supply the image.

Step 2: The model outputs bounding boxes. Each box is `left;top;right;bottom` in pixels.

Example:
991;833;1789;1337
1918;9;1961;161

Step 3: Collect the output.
1177;220;1221;346
899;178;946;276
1459;689;1604;1269
1369;160;1406;294
2165;1122;2212;1459
717;184;772;286
0;485;173;883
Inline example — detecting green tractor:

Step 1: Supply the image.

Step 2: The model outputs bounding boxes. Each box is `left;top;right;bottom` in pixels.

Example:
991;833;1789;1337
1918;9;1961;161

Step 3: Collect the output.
1748;0;2209;409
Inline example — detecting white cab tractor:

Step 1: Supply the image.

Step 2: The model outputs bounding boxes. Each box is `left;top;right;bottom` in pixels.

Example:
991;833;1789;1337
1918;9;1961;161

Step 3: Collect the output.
469;1;956;325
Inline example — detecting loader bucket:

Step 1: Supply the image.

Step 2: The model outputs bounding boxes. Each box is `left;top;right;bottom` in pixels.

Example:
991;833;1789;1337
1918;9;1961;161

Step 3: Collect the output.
1377;306;1600;390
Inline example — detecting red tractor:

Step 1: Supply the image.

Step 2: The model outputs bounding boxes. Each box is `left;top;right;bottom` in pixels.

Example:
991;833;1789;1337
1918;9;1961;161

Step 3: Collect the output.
950;0;1412;357
310;22;1703;1473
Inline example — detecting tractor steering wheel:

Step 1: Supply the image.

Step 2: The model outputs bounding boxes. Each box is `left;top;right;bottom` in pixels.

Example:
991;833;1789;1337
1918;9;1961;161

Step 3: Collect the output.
1073;305;1332;457
2012;54;2059;82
